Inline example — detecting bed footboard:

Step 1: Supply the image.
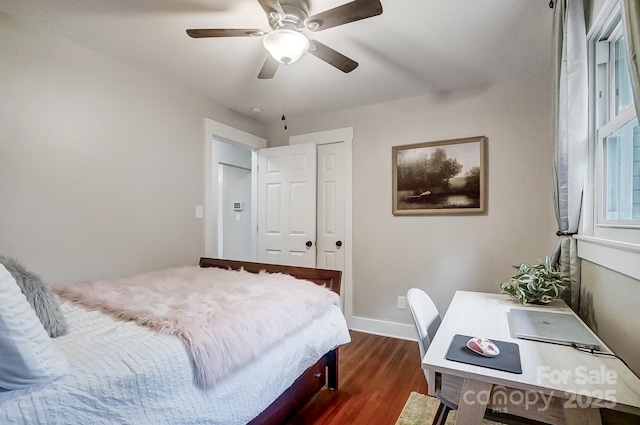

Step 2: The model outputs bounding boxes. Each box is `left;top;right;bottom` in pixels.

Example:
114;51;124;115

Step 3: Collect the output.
198;258;344;424
198;257;342;295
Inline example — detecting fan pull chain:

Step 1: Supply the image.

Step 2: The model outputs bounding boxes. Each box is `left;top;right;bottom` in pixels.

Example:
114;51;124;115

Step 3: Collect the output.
282;82;288;131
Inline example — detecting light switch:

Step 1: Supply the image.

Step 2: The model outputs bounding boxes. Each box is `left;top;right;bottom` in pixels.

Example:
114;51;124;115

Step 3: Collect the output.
195;205;204;219
397;296;406;310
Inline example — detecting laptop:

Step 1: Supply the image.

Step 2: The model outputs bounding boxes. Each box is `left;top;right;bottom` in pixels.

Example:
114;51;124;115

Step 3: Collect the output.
509;309;601;350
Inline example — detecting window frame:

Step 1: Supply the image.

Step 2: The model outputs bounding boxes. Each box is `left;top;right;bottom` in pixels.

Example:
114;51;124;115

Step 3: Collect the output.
592;7;640;230
595;108;638;230
580;0;640;280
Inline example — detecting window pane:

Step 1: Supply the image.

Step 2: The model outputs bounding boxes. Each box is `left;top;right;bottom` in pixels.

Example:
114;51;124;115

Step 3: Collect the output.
615;36;634;114
604;117;640;220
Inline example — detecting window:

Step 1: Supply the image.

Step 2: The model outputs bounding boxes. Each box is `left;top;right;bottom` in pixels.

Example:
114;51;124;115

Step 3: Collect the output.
580;0;640;281
602;118;640;221
590;1;640;244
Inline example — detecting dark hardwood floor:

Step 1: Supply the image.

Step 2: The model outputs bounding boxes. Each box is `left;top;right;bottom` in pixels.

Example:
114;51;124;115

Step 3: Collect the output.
284;331;429;425
284;332;640;425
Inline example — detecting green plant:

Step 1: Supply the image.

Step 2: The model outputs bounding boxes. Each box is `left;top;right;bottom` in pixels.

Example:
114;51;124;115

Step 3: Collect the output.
500;257;570;305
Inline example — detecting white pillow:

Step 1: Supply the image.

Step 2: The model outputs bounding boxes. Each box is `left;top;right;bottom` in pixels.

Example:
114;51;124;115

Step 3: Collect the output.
0;264;68;390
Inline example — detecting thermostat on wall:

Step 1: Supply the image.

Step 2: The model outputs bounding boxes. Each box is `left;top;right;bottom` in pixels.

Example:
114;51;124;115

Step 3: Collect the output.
233;202;243;211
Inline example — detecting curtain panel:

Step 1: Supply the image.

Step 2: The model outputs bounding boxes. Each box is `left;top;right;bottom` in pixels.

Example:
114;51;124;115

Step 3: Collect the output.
622;0;640;117
551;0;588;312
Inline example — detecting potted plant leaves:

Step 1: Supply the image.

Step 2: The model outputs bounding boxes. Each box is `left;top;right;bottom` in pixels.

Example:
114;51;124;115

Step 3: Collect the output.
500;257;570;305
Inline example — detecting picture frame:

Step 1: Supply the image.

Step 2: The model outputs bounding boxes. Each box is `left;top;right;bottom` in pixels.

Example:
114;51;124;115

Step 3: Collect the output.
392;136;487;215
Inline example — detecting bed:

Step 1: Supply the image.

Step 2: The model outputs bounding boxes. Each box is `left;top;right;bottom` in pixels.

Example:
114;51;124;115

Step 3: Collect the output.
0;257;350;425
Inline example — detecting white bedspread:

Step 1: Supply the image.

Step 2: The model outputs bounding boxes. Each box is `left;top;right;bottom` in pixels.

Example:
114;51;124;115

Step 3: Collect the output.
53;266;341;389
0;300;351;425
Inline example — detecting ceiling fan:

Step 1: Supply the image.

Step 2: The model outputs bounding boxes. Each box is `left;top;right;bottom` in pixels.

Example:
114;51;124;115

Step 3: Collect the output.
186;0;383;79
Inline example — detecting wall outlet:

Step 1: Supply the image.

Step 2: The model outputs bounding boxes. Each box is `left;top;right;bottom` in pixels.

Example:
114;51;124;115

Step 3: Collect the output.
397;296;406;310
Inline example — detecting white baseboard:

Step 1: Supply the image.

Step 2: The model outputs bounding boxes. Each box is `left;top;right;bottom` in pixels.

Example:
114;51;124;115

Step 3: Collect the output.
348;316;417;341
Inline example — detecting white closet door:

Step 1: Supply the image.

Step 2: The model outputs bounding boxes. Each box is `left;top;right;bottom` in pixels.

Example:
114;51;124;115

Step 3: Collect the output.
316;142;345;271
257;143;316;267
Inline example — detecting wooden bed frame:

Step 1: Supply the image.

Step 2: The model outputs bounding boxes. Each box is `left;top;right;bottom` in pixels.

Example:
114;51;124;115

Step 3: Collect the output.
198;257;344;425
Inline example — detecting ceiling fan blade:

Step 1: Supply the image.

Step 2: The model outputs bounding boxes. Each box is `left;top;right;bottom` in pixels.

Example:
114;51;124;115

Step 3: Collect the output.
257;0;285;20
258;56;280;79
186;28;264;38
305;0;383;32
308;40;358;73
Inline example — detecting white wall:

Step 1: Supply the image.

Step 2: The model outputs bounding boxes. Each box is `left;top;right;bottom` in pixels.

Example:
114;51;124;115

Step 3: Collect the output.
214;139;253;170
580;262;640;375
267;74;557;330
0;19;265;284
586;0;607;28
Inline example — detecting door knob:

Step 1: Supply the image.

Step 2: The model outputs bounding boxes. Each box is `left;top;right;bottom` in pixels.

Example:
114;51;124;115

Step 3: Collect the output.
306;241;313;248
336;240;343;248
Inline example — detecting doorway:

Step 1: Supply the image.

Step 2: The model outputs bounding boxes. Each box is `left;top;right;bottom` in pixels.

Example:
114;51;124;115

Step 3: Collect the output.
203;119;353;326
219;163;252;261
214;138;254;261
204;119;266;260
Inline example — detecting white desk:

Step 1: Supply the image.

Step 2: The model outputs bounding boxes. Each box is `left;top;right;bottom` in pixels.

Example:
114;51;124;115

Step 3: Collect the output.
422;291;640;425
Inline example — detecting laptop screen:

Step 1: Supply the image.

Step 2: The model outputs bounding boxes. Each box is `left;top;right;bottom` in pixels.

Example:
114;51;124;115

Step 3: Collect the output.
509;309;601;350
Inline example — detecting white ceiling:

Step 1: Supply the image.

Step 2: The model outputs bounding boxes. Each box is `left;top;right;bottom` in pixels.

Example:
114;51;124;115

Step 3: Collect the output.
1;0;553;124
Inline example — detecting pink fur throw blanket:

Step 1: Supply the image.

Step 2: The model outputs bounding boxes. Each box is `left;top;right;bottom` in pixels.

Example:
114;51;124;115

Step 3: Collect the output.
53;266;340;389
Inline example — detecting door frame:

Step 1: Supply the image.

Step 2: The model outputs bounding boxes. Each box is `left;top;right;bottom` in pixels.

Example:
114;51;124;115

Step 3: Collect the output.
290;128;354;328
203;120;353;328
204;119;266;259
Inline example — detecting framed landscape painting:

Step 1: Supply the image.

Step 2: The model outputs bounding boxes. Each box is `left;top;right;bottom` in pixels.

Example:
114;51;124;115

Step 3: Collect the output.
392;136;487;215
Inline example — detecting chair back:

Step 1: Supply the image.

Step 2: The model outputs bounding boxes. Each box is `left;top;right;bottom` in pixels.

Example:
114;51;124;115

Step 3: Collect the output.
407;288;442;360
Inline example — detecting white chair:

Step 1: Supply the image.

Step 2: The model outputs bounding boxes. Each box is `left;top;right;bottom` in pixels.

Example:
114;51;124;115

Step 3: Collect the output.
406;288;453;425
407;288;542;425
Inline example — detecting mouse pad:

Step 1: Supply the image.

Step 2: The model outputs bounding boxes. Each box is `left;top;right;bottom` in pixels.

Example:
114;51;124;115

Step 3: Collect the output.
445;334;522;374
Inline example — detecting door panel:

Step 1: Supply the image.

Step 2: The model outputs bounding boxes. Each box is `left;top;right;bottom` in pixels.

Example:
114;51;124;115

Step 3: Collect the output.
317;143;345;271
265;183;282;234
258;143;316;267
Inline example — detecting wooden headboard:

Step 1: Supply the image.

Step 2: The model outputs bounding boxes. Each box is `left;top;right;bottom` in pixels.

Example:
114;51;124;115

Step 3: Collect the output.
198;257;342;295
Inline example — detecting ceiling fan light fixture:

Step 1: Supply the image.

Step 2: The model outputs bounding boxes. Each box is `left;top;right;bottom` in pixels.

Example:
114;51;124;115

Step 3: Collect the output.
263;29;309;65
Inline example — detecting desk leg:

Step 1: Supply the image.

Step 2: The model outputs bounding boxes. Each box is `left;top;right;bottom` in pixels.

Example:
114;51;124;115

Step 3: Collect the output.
427;370;437;397
564;406;602;425
454;378;492;425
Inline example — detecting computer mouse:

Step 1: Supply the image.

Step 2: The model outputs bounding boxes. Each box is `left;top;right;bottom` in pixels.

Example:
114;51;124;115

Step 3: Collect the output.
466;337;500;357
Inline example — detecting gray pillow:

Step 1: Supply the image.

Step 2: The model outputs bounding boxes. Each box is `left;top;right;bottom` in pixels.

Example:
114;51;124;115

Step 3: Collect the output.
0;256;68;338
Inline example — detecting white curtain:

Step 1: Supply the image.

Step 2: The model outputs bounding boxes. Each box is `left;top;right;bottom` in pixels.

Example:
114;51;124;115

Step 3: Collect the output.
551;0;588;312
621;0;640;117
